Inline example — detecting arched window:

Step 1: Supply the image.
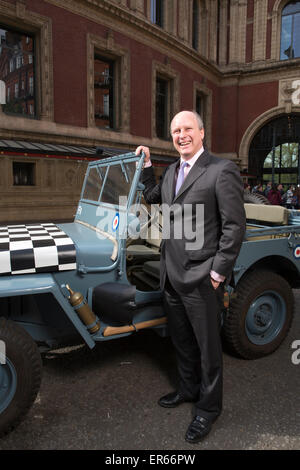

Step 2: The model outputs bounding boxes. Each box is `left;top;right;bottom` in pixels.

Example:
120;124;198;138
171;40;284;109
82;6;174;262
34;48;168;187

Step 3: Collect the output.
264;143;299;185
280;1;300;60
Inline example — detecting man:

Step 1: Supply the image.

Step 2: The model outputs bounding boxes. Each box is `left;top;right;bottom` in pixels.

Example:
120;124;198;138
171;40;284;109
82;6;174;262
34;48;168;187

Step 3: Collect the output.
264;181;272;197
136;111;245;443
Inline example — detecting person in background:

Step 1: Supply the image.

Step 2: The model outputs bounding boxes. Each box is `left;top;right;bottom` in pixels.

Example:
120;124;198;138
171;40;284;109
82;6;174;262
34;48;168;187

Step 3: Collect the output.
244;183;251;194
292;186;300;209
277;183;284;196
252;184;264;196
267;183;282;205
283;185;294;209
264;181;272;197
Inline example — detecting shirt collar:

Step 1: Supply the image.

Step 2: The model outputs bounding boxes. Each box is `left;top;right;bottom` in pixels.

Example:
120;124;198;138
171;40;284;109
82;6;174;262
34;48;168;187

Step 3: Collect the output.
179;146;204;168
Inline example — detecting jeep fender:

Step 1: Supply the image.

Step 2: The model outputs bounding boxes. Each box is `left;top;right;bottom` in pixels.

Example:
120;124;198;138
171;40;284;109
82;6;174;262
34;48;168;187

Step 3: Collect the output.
0;273;95;349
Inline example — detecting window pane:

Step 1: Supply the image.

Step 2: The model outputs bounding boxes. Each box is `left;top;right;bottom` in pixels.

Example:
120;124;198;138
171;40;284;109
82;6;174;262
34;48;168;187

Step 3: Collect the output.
156;78;168;139
280;15;293;59
196;92;204;117
151;0;164;27
264;143;299;172
13;162;35;186
82;167;104;201
0;26;36;117
293;12;300;58
101;162;135;206
282;1;300;16
94;56;114;128
192;0;199;50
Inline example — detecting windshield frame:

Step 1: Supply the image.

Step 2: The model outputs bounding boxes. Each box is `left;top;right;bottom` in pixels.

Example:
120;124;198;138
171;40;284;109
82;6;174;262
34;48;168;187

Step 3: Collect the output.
80;152;144;210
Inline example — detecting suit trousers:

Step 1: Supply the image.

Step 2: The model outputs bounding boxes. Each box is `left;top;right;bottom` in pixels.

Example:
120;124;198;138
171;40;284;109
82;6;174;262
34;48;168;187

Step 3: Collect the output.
163;275;223;422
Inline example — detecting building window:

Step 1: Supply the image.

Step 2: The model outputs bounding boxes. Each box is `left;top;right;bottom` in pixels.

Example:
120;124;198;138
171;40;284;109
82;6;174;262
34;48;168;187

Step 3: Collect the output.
16;55;21;69
263;143;299;185
195;91;206;121
280;1;300;60
193;83;212;150
0;25;36;117
156;76;170;139
94;55;114;129
192;0;199;50
88;33;130;132
13;162;35;186
151;0;164;27
29;76;34;95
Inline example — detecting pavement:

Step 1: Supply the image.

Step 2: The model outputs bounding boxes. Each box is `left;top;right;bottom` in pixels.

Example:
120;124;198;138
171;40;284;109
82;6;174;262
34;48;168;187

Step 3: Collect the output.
0;291;299;451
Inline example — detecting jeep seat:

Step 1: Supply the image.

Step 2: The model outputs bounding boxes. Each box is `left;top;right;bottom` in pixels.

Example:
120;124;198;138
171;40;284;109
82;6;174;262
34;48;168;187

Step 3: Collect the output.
126;209;162;261
244;203;289;225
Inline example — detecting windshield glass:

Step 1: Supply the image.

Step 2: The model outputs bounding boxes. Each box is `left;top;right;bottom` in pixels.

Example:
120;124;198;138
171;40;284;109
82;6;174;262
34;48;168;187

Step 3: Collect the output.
82;167;104;201
82;160;137;206
101;161;136;206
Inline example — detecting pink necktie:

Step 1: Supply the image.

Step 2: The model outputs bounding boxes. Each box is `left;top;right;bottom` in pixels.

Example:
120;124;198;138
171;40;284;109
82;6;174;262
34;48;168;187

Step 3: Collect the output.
175;162;189;195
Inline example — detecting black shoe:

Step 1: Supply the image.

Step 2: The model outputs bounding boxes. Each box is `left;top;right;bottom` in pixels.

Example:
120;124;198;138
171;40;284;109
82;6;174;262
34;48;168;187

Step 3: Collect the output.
185;416;212;443
158;391;189;408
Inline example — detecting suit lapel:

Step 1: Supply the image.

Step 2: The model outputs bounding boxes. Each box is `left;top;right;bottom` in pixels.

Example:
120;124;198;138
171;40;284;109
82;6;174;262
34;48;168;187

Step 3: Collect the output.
164;160;180;204
173;150;210;201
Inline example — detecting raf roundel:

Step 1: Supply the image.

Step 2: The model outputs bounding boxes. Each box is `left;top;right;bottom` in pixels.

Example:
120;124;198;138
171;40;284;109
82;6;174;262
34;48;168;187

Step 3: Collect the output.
112;213;119;232
294;245;300;259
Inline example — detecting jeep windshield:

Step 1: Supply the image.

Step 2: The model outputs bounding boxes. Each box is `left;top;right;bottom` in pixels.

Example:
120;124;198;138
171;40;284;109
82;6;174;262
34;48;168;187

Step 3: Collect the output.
82;158;138;206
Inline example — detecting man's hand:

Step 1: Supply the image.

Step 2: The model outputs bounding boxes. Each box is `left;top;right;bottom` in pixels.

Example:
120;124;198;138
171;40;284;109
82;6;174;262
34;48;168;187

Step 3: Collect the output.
135;145;151;163
210;278;220;290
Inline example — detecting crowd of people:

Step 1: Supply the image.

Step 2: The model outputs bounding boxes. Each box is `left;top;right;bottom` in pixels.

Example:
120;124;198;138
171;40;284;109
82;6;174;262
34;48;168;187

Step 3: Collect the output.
244;181;300;209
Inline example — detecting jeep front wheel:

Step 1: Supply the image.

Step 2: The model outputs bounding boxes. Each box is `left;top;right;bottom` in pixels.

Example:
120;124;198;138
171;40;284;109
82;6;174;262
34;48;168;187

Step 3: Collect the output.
223;270;294;359
0;317;42;437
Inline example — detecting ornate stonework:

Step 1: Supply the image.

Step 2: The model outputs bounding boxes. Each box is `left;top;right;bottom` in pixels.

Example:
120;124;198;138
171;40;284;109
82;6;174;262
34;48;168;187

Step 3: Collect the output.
278;78;300;112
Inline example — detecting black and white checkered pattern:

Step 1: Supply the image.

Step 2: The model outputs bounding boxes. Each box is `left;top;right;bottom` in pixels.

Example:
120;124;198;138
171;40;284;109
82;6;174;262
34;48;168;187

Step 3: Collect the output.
0;223;76;276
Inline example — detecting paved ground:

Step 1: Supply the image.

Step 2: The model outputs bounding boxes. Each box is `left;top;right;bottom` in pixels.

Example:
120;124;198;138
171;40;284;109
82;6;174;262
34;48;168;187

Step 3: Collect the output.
0;292;300;451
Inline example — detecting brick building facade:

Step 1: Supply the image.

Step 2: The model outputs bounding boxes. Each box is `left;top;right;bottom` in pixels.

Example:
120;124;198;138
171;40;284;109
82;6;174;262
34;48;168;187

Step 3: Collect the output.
0;0;299;222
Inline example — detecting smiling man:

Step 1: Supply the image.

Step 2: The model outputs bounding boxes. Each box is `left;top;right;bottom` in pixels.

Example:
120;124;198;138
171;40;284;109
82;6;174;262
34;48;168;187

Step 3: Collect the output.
136;110;246;443
171;111;205;160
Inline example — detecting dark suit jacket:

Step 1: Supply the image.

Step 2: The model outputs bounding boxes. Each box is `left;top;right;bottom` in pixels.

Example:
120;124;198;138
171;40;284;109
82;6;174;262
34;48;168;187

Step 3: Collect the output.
141;149;246;294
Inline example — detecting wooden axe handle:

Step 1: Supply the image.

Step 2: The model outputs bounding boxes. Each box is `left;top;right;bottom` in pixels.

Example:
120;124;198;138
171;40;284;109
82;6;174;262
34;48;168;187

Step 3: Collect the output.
103;316;167;337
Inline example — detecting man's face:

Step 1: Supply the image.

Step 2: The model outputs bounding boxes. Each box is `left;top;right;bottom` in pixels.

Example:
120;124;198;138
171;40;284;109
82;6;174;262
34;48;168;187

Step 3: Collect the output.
171;111;204;160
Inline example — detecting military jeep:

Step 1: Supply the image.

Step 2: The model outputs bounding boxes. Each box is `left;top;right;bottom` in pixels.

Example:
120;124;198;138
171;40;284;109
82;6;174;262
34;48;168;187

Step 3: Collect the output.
0;152;298;436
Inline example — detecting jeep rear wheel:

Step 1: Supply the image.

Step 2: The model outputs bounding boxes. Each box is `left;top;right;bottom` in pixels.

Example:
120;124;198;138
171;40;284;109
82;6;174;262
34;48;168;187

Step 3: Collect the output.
223;270;294;359
0;318;42;437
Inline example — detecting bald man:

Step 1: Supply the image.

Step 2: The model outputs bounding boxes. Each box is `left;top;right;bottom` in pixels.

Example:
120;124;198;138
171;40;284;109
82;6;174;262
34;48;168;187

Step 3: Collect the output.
136;111;245;443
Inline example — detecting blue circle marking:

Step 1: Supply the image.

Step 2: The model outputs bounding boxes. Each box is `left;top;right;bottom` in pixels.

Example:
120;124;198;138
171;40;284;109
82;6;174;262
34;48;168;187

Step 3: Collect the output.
293;245;300;259
112;213;119;231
